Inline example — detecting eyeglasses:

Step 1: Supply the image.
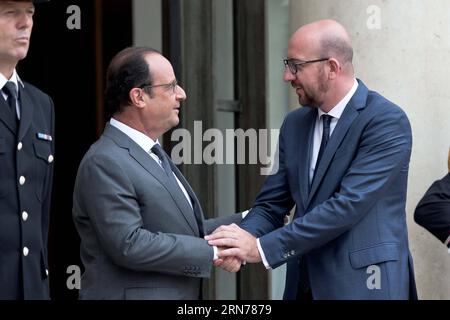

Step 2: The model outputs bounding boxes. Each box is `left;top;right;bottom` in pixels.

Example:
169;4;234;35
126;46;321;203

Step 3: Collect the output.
283;58;329;75
140;79;178;94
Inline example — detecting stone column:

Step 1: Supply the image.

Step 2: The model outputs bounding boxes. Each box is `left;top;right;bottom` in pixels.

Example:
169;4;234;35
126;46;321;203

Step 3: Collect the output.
133;0;162;51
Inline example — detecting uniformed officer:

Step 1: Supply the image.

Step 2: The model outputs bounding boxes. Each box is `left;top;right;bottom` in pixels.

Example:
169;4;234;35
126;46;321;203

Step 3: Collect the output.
0;0;54;299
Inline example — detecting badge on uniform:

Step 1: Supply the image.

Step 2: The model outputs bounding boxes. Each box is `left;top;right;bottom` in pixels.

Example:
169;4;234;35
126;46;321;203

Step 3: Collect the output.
37;133;53;142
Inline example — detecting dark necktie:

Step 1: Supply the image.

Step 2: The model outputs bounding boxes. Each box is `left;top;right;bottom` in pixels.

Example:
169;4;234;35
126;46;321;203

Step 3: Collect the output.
3;81;18;117
151;143;182;188
316;114;333;168
151;144;204;236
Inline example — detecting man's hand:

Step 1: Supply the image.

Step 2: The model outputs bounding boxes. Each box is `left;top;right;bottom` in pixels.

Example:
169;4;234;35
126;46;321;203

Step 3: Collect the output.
214;247;242;272
205;224;262;263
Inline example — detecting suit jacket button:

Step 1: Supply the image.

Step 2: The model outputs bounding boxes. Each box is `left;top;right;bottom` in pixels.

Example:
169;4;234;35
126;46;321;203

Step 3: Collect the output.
45;269;49;276
17;142;23;151
19;176;26;185
23;247;29;257
22;211;29;222
48;155;54;164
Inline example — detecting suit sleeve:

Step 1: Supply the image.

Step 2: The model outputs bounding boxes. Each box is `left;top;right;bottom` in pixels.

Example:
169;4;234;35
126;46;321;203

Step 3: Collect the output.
73;154;214;278
203;213;243;235
414;174;450;245
258;106;412;268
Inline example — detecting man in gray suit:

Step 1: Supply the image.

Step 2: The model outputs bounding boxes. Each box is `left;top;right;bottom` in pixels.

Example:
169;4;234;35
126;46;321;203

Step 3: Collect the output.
72;47;242;300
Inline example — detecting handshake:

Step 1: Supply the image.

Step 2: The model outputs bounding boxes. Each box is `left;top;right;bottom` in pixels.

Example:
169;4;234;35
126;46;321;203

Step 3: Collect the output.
205;223;263;273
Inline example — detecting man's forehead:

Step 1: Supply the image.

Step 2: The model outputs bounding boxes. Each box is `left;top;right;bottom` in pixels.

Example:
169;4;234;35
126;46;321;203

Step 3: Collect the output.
145;52;169;65
287;44;307;60
288;34;320;59
145;54;175;77
0;1;35;8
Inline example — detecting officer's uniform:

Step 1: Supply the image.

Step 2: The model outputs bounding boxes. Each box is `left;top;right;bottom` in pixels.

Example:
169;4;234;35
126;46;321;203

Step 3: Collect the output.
0;73;55;299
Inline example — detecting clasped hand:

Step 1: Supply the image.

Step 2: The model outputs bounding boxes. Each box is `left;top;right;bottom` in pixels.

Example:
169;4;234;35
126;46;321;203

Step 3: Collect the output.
205;223;262;273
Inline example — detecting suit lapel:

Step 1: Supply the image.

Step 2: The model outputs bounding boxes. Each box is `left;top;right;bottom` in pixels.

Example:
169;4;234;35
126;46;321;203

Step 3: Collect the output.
18;86;34;140
104;124;200;235
129;144;200;236
298;109;317;209
306;80;368;207
170;163;206;236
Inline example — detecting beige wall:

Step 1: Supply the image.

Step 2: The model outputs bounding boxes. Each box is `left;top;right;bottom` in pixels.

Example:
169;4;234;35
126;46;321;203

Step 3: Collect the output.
290;0;450;299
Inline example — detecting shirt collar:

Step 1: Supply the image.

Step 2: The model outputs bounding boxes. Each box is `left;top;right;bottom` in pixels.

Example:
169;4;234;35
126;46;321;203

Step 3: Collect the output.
0;69;25;91
110;117;159;153
318;78;358;119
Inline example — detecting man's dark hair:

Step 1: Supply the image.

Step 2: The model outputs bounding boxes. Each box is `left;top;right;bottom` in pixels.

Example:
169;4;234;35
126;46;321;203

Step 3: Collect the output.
105;47;160;117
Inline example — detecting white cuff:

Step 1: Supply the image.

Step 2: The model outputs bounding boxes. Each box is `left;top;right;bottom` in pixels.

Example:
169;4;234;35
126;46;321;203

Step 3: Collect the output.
256;238;271;270
213;246;218;260
242;209;250;219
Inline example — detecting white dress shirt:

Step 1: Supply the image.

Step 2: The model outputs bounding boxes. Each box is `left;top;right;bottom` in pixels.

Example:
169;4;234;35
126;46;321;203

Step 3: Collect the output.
258;79;359;269
0;69;24;119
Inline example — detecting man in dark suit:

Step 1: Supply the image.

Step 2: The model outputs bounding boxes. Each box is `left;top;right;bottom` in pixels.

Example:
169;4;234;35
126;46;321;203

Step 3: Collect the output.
0;0;54;300
72;47;242;300
414;172;450;251
207;19;417;299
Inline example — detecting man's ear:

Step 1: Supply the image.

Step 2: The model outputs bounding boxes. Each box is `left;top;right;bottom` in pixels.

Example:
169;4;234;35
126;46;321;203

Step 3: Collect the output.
327;58;341;80
129;88;146;107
